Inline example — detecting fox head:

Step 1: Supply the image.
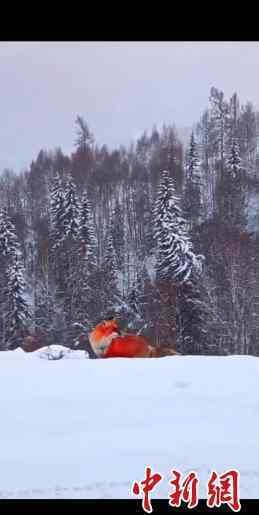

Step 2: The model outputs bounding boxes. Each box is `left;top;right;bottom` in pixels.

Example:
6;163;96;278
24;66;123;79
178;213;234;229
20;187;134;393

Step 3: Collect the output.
88;318;120;357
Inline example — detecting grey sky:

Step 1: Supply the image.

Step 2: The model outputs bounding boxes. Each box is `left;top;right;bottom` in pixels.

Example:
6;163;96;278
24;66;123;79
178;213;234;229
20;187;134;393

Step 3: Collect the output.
1;41;259;173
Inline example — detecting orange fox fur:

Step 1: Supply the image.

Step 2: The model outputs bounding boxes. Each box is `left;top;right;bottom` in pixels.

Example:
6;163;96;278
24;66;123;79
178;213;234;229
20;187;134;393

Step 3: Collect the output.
88;319;178;358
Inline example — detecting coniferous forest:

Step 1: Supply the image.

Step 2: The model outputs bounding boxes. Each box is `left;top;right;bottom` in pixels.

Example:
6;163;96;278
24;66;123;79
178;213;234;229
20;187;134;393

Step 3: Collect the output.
1;86;259;355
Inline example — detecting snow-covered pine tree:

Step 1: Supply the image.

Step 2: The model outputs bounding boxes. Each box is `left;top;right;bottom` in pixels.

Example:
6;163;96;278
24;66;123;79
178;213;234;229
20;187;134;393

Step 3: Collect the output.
110;199;125;271
0;208;20;258
228;138;241;177
34;270;58;345
75;115;94;151
62;173;80;241
183;132;202;231
122;263;149;331
176;274;208;355
159;126;183;193
50;173;81;342
209;87;230;178
228;139;247;229
100;225;121;318
216;138;247;229
153;169;205;352
103;227;119;288
50;173;65;250
5;254;31;349
50;173;67;303
61;174;82;341
0;209;24;348
78;190;97;271
72;190;99;331
153;170;203;284
128;275;143;321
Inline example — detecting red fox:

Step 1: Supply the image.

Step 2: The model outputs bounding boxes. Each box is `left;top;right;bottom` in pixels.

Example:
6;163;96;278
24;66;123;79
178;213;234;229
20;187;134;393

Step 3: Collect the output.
88;319;179;358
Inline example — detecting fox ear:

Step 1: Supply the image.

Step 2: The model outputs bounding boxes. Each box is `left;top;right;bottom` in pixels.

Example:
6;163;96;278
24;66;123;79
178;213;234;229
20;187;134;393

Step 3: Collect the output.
106;314;115;321
108;318;117;324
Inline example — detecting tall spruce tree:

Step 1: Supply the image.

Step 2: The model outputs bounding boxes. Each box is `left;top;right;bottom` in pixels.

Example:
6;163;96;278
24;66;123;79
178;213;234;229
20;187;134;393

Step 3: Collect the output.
34;274;57;345
0;208;20;258
153;169;204;352
5;254;30;349
216;138;247;229
75;191;98;330
50;173;67;301
78;190;97;271
124;263;149;331
62;174;81;339
110;199;125;271
153;170;202;284
176;271;207;354
75;116;94;151
183;133;202;231
101;225;121;318
62;174;80;240
50;173;65;250
50;173;81;342
209;87;230;178
0;210;26;348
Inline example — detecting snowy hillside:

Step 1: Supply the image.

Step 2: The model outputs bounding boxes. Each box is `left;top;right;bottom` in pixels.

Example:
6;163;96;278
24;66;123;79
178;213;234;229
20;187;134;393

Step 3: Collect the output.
0;351;258;499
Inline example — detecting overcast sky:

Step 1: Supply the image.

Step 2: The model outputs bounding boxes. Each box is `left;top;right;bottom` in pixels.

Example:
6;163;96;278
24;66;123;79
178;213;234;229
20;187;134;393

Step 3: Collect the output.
1;41;259;173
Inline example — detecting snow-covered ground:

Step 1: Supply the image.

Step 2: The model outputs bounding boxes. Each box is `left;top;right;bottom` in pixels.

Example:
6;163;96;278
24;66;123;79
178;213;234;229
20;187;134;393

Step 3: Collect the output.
0;349;258;499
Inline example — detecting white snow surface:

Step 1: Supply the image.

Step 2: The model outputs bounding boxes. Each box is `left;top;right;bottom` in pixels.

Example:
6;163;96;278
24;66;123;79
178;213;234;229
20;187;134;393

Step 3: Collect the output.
0;351;258;499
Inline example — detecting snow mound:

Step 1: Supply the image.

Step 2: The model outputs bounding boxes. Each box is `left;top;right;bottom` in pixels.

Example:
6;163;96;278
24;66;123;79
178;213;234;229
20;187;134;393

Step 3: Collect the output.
36;345;89;360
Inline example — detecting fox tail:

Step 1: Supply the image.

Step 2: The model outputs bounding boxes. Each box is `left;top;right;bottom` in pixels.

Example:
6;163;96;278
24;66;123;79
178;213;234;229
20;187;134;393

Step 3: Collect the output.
148;345;181;357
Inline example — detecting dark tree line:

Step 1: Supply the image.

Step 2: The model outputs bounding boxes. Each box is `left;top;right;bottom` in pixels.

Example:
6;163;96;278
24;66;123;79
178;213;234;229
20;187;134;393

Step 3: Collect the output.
1;86;259;355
